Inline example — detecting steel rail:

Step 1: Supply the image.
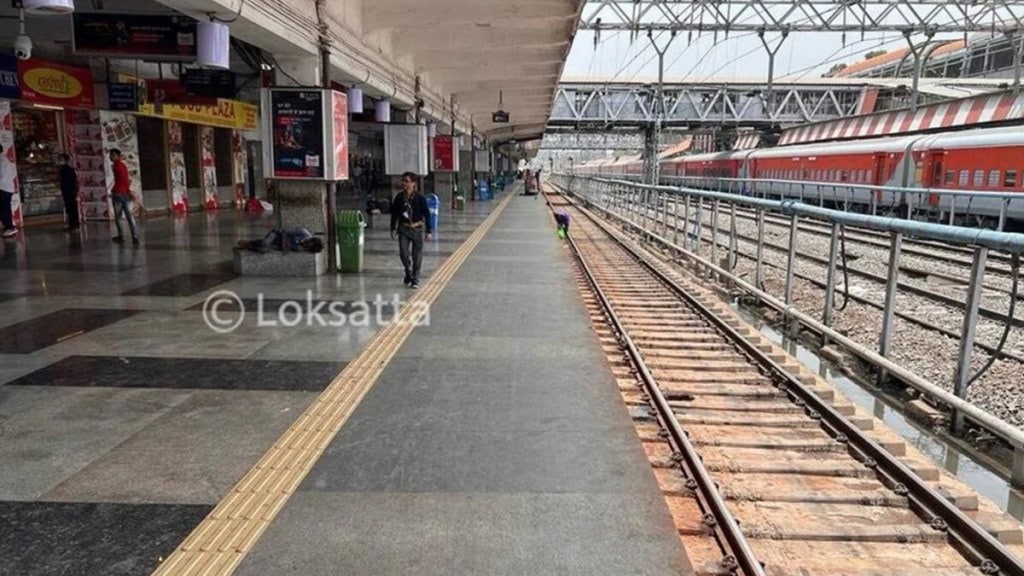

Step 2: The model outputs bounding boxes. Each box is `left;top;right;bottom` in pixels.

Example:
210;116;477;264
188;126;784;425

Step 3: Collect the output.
555;197;767;576
563;189;1024;576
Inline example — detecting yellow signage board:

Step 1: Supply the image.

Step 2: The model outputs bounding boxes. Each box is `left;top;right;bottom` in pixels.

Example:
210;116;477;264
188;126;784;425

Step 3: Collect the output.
137;99;259;131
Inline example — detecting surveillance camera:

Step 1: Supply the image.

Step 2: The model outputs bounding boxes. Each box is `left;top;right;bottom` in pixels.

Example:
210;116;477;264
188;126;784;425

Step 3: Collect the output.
13;35;32;61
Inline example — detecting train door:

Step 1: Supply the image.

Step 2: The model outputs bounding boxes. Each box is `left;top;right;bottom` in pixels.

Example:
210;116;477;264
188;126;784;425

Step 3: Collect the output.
872;153;887;201
924;149;945;206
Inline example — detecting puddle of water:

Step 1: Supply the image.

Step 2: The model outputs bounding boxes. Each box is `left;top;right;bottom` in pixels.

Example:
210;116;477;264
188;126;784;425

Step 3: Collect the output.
730;302;1024;522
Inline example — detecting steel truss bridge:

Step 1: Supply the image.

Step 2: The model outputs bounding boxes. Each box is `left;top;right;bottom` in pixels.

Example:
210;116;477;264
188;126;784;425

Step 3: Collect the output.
580;0;1024;35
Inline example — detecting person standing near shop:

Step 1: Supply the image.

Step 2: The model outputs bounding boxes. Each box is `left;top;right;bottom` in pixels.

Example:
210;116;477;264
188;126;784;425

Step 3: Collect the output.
390;172;432;289
59;154;80;233
109;148;139;245
0;144;17;238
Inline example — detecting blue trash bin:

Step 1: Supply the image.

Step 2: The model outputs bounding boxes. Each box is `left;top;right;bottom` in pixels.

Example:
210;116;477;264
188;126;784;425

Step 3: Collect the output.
477;180;492;201
426;193;439;232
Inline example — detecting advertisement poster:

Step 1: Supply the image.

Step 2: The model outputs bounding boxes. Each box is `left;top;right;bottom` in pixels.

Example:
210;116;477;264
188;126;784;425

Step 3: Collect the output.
200;126;217;210
432;136;456;172
0;55;21;100
167;120;187;213
73;13;197;59
0;101;20;227
66;109;107;221
232;130;247;205
98;111;143;217
270;89;324;179
332;90;349;181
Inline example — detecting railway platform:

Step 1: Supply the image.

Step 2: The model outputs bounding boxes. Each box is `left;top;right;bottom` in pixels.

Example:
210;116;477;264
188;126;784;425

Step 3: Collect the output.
0;184;691;575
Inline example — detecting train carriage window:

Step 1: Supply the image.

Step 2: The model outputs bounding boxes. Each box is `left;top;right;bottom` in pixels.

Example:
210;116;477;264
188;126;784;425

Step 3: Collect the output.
988;170;1000;188
944;170;955;186
959;170;969;186
1004;170;1017;188
973;170;984;187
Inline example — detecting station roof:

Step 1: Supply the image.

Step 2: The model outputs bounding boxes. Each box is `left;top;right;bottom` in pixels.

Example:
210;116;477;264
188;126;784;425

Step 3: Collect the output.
368;0;585;145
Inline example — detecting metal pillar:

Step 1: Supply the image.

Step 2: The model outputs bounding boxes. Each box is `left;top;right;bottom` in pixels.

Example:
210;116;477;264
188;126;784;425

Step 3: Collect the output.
1012;30;1024;97
951;247;989;434
711;199;720;281
757;26;790;116
878;232;904;384
903;28;936;112
316;0;337;273
643;30;676;186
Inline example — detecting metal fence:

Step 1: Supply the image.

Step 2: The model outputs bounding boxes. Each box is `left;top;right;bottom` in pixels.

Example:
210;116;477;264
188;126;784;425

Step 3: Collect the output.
554;172;1024;486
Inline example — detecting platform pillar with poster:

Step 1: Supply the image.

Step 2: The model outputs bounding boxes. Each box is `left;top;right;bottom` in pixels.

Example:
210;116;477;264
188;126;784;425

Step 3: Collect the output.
430;134;458;226
244;87;348;277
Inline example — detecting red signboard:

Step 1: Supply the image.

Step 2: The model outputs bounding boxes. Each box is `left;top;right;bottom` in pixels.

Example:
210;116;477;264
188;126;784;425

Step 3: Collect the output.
332;90;349;181
433;136;456;172
17;59;94;108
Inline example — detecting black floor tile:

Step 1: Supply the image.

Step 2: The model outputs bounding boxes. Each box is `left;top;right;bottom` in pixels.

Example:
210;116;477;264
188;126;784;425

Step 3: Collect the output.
0;309;141;354
7;356;345;392
0;501;210;576
121;273;236;297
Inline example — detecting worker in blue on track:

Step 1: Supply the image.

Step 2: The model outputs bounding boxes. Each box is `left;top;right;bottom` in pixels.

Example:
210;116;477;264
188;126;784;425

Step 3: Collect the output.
554;210;570;239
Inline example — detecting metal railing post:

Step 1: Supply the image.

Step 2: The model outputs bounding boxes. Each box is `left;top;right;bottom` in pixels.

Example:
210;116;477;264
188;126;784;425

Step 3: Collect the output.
711;199;721;281
823;222;841;347
755;208;766;292
784;213;798;305
878;232;904;384
952;246;989;434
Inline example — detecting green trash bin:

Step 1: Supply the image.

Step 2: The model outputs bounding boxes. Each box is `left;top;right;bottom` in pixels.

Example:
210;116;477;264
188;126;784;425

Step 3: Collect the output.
337;210;365;272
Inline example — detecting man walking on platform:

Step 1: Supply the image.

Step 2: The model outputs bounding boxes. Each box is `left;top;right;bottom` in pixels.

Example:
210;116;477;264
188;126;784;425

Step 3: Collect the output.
109;148;139;246
390;172;432;289
59;154;80;232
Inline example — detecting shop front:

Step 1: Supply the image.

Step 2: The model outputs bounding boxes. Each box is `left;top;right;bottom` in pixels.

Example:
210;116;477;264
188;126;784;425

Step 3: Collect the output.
0;55;96;227
136;98;258;213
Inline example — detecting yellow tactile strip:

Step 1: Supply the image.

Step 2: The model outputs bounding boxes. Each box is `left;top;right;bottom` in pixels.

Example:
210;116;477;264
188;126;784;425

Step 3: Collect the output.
152;193;515;576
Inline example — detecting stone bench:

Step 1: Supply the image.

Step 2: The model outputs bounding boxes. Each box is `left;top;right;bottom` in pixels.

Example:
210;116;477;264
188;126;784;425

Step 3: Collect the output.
234;249;327;277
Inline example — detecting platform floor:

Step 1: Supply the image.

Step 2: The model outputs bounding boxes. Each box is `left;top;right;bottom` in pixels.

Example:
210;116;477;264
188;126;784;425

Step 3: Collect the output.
0;185;691;575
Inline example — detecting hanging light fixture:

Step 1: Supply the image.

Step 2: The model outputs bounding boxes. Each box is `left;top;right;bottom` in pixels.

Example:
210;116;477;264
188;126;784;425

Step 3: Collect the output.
23;0;74;14
347;86;364;114
375;98;391;123
197;19;230;69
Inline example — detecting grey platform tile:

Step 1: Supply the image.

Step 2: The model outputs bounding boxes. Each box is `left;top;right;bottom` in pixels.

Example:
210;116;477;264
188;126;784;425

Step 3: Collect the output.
247;324;379;362
43;390;317;505
49;311;273;360
182;298;398;319
235;493;692;576
0;309;142;354
121;273;236;297
0;387;191;500
0;501;211;576
297;356;648;495
7;356;344;392
0;353;63;386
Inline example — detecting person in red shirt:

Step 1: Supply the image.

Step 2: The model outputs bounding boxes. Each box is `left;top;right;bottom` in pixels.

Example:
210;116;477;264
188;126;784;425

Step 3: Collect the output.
109;148;139;245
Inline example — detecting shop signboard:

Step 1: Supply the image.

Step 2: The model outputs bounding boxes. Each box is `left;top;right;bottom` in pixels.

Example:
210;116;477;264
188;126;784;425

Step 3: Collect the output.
17;58;95;108
136;98;258;131
432;136;457;172
72;13;198;60
261;87;349;181
0;55;20;100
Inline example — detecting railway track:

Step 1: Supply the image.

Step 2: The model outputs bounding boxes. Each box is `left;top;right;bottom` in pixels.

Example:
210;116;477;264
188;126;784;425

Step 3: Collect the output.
545;191;1024;576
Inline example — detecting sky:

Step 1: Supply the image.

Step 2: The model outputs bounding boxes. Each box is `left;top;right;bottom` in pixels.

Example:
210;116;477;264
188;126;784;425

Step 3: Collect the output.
560;29;970;82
